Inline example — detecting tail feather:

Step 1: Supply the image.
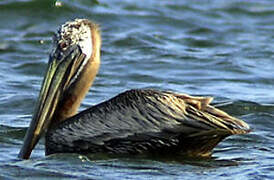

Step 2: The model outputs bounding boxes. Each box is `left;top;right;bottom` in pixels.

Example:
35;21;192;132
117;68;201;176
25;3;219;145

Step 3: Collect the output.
167;92;251;157
205;105;250;134
170;92;251;134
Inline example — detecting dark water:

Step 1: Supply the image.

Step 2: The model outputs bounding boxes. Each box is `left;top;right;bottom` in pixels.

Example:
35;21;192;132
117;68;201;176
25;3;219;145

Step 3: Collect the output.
0;0;274;179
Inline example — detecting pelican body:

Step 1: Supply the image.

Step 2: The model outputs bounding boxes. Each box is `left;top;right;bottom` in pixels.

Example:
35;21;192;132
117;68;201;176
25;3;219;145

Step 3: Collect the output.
18;19;250;159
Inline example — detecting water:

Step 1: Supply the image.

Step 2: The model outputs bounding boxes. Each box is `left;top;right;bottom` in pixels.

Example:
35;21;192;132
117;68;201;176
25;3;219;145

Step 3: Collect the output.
0;0;274;179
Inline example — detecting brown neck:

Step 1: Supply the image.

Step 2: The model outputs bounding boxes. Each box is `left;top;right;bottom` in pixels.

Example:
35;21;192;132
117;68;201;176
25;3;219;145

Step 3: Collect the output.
52;23;101;124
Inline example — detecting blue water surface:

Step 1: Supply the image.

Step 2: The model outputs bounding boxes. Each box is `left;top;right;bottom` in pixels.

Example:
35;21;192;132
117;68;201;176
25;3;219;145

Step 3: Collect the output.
1;0;274;179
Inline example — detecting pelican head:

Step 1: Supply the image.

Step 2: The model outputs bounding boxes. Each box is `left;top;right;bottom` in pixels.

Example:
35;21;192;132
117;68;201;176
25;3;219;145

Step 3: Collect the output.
19;19;101;159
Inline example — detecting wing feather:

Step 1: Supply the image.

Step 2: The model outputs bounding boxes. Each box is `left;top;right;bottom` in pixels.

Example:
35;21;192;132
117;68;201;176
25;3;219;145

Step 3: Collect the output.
46;89;250;156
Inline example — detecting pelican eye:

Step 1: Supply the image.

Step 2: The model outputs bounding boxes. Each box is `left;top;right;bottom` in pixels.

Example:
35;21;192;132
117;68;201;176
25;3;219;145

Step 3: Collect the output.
59;42;68;50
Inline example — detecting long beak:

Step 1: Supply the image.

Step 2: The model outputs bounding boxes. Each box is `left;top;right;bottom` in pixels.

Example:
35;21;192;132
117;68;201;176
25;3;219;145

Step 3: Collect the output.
18;45;86;159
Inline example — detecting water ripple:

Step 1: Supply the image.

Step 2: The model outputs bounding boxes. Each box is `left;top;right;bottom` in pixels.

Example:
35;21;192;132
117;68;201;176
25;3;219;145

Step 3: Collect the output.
1;0;274;179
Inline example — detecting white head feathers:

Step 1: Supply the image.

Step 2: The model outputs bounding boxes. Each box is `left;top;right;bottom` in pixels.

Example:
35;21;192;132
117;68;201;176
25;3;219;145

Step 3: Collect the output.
53;19;94;86
54;19;92;62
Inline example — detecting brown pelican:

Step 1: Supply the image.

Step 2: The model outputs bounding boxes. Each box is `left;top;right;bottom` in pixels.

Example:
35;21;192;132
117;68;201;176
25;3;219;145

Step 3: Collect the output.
18;19;250;159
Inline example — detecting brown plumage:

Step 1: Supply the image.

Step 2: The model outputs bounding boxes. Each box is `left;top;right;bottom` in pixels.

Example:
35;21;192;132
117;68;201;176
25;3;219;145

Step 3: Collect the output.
19;19;250;159
45;89;250;157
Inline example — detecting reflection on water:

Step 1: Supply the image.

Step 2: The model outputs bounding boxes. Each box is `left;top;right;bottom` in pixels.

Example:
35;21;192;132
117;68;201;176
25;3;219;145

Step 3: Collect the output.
0;0;274;179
